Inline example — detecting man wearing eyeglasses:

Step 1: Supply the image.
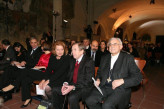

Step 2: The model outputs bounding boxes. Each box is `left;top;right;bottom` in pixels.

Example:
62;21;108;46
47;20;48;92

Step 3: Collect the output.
86;37;142;109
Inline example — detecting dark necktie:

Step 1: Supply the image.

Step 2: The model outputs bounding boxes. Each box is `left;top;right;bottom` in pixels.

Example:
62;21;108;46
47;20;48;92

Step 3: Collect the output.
91;52;95;61
73;61;80;84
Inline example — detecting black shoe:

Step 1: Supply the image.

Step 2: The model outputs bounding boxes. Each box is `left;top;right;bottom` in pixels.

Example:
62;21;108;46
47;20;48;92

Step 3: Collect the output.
20;99;32;108
0;90;6;96
0;90;3;96
3;92;12;102
0;90;4;93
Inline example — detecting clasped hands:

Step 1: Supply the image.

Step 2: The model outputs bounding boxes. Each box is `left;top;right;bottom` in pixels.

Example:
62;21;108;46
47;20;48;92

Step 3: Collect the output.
95;78;124;90
11;61;26;67
61;83;75;95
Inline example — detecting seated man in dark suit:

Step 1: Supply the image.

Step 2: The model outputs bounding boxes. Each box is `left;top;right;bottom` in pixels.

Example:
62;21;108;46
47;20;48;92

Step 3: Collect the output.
86;40;101;67
52;43;95;109
85;37;142;109
0;39;16;71
0;43;6;61
18;37;43;68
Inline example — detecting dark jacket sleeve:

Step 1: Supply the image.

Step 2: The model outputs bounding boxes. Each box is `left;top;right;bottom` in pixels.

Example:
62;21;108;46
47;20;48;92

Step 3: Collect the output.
44;55;54;77
95;54;106;80
0;46;16;64
123;55;142;88
49;55;70;86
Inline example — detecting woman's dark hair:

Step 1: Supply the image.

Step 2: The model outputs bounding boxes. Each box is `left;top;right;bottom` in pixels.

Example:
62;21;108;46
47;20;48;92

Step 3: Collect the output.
1;39;10;46
41;41;52;51
13;42;26;52
100;40;107;46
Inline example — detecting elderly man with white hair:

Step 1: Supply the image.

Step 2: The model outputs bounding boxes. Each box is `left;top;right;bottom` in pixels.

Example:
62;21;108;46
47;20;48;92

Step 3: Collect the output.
86;37;142;109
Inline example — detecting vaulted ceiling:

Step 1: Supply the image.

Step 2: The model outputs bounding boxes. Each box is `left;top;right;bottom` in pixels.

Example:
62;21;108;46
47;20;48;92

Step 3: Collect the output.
94;0;164;42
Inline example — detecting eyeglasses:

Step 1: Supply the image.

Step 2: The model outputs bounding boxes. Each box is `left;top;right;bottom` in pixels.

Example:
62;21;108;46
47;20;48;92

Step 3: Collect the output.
108;43;120;46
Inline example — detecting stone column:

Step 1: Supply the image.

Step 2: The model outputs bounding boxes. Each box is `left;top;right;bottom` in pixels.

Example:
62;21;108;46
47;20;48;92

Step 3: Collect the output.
53;0;63;41
87;0;94;26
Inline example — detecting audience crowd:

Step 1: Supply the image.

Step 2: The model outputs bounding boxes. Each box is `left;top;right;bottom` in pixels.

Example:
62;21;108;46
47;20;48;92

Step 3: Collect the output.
0;33;163;109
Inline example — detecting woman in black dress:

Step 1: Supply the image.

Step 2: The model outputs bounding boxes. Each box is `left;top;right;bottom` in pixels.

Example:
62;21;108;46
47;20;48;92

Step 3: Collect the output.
20;41;70;108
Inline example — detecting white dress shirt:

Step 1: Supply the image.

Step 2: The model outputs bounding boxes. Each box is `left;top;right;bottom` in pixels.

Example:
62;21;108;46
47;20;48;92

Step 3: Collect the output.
110;53;120;70
77;54;84;64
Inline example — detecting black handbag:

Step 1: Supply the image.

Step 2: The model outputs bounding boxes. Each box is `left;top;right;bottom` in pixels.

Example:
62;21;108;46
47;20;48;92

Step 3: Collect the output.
37;99;53;109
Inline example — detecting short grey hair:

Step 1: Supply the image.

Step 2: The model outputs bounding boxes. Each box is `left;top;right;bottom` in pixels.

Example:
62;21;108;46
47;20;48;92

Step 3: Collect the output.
107;37;123;46
73;43;86;51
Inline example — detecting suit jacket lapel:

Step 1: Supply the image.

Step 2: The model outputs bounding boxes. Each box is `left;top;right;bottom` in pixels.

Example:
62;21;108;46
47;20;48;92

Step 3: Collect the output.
112;52;124;78
31;47;38;56
77;55;86;80
89;50;91;57
69;59;76;81
104;54;111;79
27;49;31;56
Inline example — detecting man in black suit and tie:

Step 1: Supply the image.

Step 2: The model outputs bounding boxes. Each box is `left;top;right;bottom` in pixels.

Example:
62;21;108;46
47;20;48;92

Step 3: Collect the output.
86;40;101;67
85;37;142;109
0;39;16;71
18;36;42;68
52;43;94;109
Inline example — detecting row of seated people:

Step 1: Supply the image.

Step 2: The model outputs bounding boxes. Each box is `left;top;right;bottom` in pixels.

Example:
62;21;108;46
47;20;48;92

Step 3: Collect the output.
0;37;142;109
123;42;163;64
0;37;44;106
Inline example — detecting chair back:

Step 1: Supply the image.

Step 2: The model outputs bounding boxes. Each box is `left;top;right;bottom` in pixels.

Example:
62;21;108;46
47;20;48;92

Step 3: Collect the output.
134;59;146;73
135;59;147;98
147;52;152;58
134;57;141;60
95;67;99;77
155;53;162;60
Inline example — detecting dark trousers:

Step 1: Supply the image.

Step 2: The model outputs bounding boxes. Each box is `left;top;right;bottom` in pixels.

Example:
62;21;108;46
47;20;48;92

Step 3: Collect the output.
68;89;84;109
0;63;10;71
0;66;20;89
85;86;130;109
52;87;66;109
21;68;48;101
53;87;84;109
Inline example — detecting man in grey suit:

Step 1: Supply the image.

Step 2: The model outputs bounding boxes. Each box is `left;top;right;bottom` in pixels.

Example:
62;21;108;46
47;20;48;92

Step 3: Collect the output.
0;39;16;71
86;37;142;109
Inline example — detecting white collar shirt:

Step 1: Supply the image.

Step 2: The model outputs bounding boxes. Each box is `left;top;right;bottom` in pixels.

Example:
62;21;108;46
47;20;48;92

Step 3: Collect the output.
110;53;120;70
77;54;84;64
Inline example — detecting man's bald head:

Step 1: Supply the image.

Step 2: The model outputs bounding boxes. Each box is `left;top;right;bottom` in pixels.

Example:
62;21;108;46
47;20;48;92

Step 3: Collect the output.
90;40;99;52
